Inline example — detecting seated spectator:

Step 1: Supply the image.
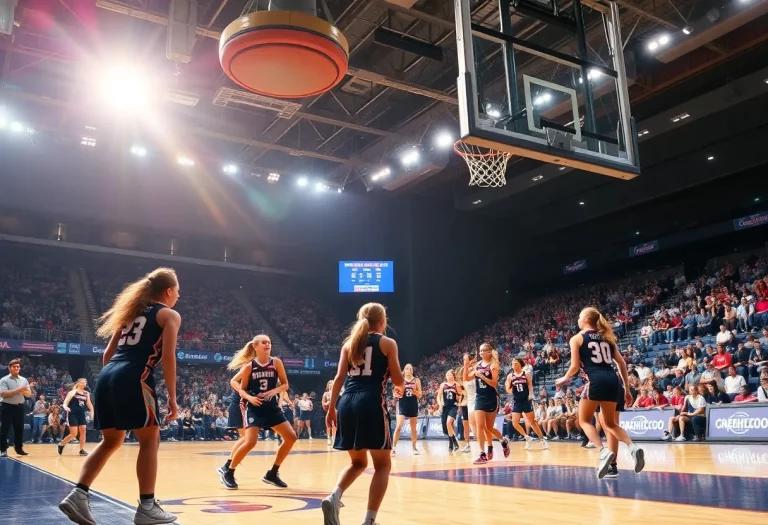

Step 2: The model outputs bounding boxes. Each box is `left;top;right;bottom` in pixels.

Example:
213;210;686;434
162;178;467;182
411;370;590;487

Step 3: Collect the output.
678;385;707;441
715;325;733;346
698;359;725;391
711;344;733;374
696;309;713;336
749;339;768;377
632;389;655;408
723;366;747;401
650;387;669;407
731;342;751;380
703;383;729;404
733;386;758;404
638;322;652;348
636;361;651;382
682;310;697;340
757;377;768;402
723;304;738;332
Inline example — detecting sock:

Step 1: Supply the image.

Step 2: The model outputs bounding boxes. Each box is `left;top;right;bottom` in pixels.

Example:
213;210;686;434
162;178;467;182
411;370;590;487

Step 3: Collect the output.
139;494;154;509
224;459;232;469
269;464;279;476
331;486;343;500
365;510;377;523
76;483;89;493
610;460;617;467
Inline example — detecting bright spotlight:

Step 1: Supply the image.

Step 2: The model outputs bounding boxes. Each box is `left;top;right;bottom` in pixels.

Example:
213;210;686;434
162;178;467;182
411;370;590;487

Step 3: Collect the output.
434;131;454;149
177;156;195;167
99;65;151;112
80;137;97;147
10;121;23;133
297;176;308;187
682;26;694;35
130;145;147;157
315;181;328;192
371;167;391;181
223;164;238;175
267;172;280;183
401;149;420;167
658;34;670;45
647;41;659;52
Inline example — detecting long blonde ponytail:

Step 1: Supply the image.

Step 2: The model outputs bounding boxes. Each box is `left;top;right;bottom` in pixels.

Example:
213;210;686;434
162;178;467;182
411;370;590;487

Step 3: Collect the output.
583;307;617;347
344;303;386;367
228;339;257;370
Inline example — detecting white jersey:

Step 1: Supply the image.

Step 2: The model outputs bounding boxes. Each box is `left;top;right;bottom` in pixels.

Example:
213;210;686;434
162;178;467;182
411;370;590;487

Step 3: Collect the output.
463;380;477;412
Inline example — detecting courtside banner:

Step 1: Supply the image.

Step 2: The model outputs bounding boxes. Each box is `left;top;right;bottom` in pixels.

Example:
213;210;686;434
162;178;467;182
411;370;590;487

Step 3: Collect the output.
399;417;427;439
564;260;587;274
707;403;768;441
733;212;768;231
619;407;673;440
629;240;659;257
424;417;446;438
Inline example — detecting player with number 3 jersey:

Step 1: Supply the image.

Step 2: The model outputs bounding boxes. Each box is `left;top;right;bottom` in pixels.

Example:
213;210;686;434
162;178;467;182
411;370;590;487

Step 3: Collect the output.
556;307;645;479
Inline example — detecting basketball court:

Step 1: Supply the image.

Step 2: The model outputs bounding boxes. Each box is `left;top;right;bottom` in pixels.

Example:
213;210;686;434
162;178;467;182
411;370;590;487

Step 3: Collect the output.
4;439;767;525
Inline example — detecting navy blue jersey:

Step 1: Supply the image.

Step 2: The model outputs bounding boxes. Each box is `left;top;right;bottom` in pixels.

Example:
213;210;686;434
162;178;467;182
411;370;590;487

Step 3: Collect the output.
475;361;497;401
403;378;417;399
343;333;390;395
110;304;166;369
247;358;279;407
579;330;616;377
70;390;89;413
442;383;458;408
508;372;530;401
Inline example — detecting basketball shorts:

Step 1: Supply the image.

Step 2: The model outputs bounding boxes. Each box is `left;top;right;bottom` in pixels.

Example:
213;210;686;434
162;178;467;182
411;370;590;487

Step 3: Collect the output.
334;391;391;451
283;407;294;425
245;401;286;430
398;398;418;418
94;361;159;431
474;395;499;413
227;400;245;429
512;399;533;414
460;405;469;420
67;410;87;427
583;371;620;403
441;405;458;435
300;409;313;422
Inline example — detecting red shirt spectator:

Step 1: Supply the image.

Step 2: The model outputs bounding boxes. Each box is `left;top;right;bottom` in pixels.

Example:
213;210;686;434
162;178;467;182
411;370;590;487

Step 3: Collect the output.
670;393;685;410
712;349;733;371
636;395;656;408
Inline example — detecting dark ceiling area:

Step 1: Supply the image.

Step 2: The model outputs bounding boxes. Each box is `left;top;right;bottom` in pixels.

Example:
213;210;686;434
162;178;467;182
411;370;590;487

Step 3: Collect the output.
0;0;766;241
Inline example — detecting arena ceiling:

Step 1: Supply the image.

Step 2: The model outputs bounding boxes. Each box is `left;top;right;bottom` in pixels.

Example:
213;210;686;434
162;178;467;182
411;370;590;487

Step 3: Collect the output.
1;0;767;238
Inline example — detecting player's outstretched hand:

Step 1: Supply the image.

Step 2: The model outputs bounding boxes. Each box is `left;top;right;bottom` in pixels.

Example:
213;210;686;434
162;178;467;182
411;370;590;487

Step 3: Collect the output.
554;376;569;387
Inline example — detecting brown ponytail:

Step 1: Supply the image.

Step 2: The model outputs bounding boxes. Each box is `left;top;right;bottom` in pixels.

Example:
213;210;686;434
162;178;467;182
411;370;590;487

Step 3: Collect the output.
344;303;386;367
97;267;178;339
583;307;617;347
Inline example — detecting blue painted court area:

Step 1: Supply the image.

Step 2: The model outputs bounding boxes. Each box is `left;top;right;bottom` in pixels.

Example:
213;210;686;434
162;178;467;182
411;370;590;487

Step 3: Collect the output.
0;458;136;525
394;465;768;513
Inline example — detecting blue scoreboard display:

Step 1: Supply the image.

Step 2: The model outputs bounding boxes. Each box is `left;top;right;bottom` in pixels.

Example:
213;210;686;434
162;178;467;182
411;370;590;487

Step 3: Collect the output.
338;261;394;293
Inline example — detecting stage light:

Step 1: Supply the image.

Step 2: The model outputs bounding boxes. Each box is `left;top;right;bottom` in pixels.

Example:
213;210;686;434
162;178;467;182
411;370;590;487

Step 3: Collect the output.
558;166;566;171
401;149;419;167
707;155;714;161
267;172;280;183
371;167;391;181
532;175;543;181
472;200;482;205
10;121;23;133
81;137;97;147
99;65;151;112
297;176;308;187
315;181;328;192
647;41;659;52
658;34;670;45
130;145;147;157
434;131;454;149
638;129;650;137
671;112;690;123
177;156;195;167
682;26;694;35
579;201;585;206
223;164;238;175
636;231;640;235
337;188;342;194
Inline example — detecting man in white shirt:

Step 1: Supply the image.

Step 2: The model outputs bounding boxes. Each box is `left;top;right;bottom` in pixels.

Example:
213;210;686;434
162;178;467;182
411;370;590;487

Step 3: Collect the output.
757;378;768;402
636;362;651;382
715;325;733;346
723;366;747;400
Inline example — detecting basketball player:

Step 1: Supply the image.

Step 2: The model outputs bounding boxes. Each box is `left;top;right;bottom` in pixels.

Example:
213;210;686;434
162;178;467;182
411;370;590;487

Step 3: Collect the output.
217;367;248;476
322;380;336;445
437;370;460;452
461;356;477;453
59;268;181;525
322;303;404;525
504;358;547;450
220;335;297;490
59;379;94;456
463;344;509;464
391;363;421;456
297;393;314;440
556;307;645;479
597;369;626;478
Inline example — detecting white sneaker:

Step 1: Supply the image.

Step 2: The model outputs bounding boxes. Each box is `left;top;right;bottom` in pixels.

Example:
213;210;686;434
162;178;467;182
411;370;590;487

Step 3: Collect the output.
524;436;533;450
327;438;332;446
412;447;421;455
630;444;645;473
321;493;342;525
59;488;96;525
133;500;177;525
540;438;549;450
596;447;616;479
675;435;686;442
585;442;597;449
309;436;313;440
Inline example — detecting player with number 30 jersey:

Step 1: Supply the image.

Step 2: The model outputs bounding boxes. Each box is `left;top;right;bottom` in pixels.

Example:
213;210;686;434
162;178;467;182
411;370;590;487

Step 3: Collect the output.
578;330;621;401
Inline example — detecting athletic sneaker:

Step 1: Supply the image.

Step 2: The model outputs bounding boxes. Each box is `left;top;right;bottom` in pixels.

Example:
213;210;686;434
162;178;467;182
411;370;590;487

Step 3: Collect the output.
217;463;228;475
487;448;494;461
220;470;238;490
321;492;343;525
133;500;177;525
327;438;332;446
662;433;672;441
57;443;65;455
524;436;533;450
59;488;96;525
473;453;488;465
596;447;616;479
674;435;686;442
263;469;288;488
630;444;645;473
501;438;510;458
585;442;597;449
540;438;549;450
604;464;619;478
412;448;421;455
461;444;471;453
79;450;89;456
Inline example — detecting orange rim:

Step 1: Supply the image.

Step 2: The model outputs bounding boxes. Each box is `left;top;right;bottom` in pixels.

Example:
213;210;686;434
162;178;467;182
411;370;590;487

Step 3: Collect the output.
453;139;510;158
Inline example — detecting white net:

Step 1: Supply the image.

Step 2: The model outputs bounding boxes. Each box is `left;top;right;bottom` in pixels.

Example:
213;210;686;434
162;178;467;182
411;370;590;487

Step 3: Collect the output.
454;141;512;187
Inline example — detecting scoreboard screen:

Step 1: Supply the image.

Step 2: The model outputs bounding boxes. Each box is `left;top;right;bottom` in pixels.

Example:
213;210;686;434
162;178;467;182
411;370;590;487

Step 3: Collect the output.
338;261;394;293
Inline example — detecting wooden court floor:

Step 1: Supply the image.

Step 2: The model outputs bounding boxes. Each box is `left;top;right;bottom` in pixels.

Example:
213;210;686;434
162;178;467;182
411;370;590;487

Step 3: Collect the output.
9;438;768;525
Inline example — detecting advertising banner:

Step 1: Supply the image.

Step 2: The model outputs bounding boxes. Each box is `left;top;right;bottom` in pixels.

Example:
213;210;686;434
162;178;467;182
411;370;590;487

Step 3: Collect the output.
398;417;427;439
733;212;768;231
619;408;673;440
707;404;768;440
564;260;587;274
629;240;660;257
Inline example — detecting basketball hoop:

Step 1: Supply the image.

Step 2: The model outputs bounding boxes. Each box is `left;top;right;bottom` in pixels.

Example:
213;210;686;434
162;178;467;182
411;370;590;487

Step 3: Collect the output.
454;140;512;188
